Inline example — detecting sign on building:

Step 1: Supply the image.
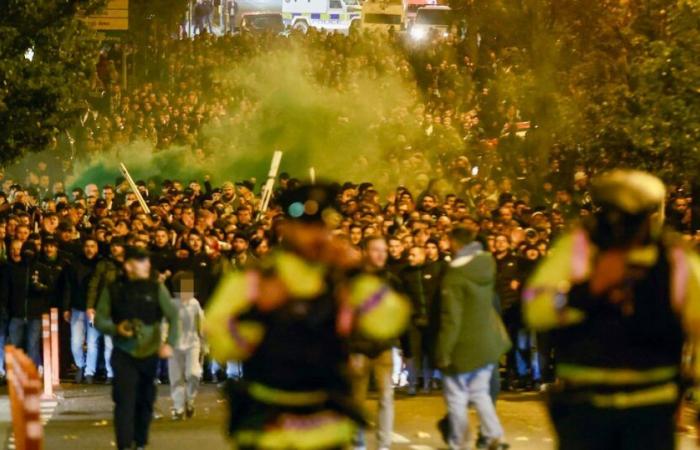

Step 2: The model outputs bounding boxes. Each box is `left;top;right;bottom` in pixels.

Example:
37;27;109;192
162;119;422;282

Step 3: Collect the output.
81;0;129;31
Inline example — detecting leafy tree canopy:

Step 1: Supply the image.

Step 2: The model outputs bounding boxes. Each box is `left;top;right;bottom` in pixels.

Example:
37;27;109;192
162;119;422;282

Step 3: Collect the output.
0;0;106;166
453;0;700;178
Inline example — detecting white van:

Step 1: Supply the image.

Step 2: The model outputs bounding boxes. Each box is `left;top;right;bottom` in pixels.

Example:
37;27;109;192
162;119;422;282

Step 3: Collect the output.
232;0;283;31
409;5;453;41
240;12;286;33
361;0;406;33
282;0;361;32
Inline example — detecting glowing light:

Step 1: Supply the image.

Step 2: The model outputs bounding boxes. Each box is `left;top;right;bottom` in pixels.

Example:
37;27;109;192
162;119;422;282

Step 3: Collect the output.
410;28;427;40
289;202;305;217
24;48;34;61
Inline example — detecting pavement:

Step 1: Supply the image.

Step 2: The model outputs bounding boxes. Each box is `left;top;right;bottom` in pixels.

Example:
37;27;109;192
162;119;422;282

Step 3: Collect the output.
0;392;10;448
1;383;697;449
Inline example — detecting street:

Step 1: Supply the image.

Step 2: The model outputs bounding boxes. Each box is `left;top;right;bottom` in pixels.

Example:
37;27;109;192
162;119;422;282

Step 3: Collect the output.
32;384;697;450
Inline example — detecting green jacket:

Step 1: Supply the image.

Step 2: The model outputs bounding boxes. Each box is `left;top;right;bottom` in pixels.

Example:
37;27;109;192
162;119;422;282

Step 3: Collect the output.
95;279;179;358
87;257;122;310
436;245;511;374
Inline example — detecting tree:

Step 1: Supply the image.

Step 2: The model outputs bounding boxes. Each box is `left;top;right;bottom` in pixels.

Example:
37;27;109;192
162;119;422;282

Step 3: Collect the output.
456;0;700;179
129;0;190;43
0;0;105;166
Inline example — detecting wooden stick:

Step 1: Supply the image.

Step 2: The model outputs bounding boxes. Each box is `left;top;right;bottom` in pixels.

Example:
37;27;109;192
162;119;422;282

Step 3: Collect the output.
257;151;283;219
119;162;151;215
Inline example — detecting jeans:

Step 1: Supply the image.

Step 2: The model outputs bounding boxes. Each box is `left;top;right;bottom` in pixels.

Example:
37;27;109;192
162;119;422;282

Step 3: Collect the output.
514;330;542;381
111;349;159;449
71;309;113;377
408;355;436;390
392;347;407;387
443;364;504;450
349;350;394;449
8;318;42;367
0;317;7;376
168;346;202;412
211;360;242;379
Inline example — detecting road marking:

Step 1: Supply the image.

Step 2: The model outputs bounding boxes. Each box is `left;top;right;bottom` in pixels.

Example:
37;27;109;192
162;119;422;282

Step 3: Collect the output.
410;445;434;450
392;432;411;444
7;397;59;445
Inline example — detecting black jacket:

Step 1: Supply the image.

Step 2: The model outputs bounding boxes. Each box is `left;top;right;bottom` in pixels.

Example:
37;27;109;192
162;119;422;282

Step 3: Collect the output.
423;259;446;334
180;251;225;307
64;255;99;311
2;257;52;320
150;245;175;275
494;252;520;313
38;255;67;309
400;264;442;327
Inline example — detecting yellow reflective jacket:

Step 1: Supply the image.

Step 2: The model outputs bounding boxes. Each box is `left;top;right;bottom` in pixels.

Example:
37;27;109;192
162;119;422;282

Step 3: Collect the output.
523;229;700;388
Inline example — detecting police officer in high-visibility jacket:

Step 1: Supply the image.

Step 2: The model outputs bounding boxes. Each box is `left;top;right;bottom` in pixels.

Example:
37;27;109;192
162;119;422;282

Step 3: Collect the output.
523;170;700;450
205;184;410;450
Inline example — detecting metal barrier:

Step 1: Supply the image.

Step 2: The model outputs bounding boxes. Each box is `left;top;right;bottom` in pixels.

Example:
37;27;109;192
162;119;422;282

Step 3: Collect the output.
40;308;61;397
5;345;44;450
50;308;59;387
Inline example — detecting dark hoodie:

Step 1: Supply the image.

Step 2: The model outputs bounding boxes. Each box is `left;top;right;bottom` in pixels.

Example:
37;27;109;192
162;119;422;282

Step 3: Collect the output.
64;254;99;312
2;246;52;320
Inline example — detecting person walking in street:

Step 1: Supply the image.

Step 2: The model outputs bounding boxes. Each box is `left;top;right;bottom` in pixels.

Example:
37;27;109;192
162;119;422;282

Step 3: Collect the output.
3;239;52;367
436;227;511;450
168;271;205;420
95;246;179;450
86;237;126;382
63;236;101;383
401;245;440;395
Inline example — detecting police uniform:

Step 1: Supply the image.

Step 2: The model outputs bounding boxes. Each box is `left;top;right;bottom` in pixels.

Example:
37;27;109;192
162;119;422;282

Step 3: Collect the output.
206;184;410;450
95;247;179;450
523;170;700;450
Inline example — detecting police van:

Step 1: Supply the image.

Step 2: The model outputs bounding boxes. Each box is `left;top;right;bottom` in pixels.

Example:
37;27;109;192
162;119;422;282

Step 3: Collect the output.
409;5;453;41
282;0;361;32
361;0;406;32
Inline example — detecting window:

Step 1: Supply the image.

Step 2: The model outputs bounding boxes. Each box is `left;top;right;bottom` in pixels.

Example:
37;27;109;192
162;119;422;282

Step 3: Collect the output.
415;9;452;25
330;0;343;9
363;13;402;24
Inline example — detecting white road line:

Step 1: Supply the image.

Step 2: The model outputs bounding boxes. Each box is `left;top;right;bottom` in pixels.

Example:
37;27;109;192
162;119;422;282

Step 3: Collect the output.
7;397;59;447
392;432;411;444
410;445;434;450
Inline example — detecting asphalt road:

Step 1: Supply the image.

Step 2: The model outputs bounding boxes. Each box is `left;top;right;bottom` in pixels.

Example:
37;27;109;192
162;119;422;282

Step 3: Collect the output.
8;384;696;450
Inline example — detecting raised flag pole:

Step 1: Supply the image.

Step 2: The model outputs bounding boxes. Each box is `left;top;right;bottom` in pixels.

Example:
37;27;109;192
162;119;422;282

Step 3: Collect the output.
257;151;283;220
119;162;151;215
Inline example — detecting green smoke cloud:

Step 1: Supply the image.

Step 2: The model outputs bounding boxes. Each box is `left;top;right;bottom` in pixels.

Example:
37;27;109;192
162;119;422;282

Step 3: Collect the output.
67;36;424;192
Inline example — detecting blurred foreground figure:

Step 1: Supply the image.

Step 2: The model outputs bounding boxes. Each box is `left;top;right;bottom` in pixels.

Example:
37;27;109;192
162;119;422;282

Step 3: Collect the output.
524;170;700;450
206;184;409;450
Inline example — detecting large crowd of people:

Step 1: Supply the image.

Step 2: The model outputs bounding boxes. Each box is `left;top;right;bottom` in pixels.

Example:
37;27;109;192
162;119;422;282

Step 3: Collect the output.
1;26;699;449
